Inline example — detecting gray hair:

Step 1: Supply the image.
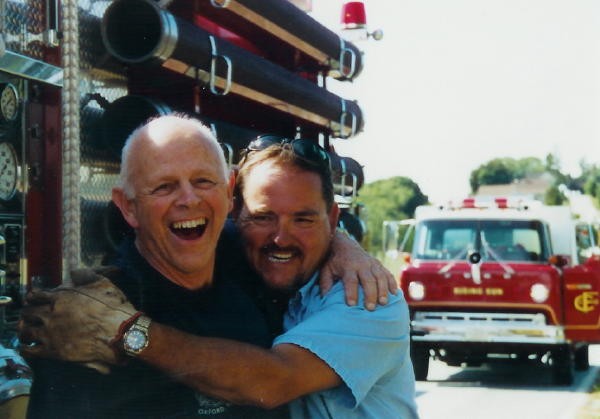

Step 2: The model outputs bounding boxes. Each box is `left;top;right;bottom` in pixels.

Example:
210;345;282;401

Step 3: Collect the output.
118;113;229;198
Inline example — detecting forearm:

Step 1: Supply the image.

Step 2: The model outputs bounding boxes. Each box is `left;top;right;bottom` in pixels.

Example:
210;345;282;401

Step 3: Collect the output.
140;322;335;408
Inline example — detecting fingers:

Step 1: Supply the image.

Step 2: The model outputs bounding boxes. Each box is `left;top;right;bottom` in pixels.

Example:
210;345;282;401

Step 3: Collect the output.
318;265;335;297
358;263;397;310
71;268;105;286
385;269;399;295
18;303;53;350
370;262;398;298
19;341;47;357
24;289;56;306
341;275;360;308
20;304;51;325
18;320;50;357
356;269;378;311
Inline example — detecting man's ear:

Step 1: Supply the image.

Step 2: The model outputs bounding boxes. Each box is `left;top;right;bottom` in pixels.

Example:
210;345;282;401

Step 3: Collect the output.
226;171;236;213
328;202;341;232
112;187;139;229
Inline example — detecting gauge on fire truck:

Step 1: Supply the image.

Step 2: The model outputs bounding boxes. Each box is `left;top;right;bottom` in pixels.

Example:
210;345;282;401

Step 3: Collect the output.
0;83;19;122
0;142;18;200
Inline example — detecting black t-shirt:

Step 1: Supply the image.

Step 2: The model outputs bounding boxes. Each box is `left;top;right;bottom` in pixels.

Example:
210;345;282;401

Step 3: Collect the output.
27;235;289;419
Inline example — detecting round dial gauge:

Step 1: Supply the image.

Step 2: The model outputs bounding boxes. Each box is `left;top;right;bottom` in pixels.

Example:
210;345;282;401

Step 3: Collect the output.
0;142;18;200
0;83;19;121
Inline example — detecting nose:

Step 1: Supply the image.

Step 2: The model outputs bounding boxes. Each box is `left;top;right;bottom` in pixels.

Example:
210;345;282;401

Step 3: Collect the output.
272;220;294;247
175;182;201;207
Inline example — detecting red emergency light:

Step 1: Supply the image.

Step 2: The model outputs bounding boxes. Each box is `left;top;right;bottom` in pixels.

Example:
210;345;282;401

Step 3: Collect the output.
462;198;476;208
494;197;508;208
341;1;367;29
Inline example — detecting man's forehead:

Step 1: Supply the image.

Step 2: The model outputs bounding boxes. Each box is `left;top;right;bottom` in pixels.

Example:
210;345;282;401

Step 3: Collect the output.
143;120;201;146
242;162;327;210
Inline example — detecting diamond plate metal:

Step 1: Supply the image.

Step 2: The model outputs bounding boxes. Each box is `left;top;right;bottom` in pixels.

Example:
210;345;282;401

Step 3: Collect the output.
77;1;128;267
3;0;45;59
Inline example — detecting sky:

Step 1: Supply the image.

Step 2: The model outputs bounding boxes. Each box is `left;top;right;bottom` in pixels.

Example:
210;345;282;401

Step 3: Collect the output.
309;0;600;204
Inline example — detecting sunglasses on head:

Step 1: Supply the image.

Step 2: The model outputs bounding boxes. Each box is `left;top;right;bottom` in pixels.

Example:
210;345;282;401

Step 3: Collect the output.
242;135;330;167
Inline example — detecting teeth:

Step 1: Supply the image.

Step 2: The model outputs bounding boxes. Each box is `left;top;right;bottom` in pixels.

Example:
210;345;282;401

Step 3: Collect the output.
172;218;206;229
269;252;293;262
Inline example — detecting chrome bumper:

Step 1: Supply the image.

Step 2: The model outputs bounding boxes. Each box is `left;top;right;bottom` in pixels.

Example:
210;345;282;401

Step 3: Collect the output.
411;311;566;344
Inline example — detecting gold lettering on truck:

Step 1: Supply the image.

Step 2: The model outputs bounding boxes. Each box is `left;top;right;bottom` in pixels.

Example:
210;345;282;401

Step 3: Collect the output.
453;287;503;296
485;288;503;296
574;291;599;313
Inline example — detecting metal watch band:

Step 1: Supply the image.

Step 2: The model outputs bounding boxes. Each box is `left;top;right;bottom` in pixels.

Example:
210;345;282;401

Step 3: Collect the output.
123;315;151;356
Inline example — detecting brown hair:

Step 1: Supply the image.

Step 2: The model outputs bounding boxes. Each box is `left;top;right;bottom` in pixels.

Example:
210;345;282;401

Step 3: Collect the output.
235;144;334;212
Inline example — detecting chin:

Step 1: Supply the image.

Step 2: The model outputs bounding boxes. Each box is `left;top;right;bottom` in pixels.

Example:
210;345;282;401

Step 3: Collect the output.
263;273;305;292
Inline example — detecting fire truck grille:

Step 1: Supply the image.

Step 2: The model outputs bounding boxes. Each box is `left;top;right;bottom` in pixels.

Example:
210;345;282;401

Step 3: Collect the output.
414;311;547;325
410;311;565;344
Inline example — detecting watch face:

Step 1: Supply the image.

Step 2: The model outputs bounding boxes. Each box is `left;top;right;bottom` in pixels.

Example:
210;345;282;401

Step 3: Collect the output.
0;84;18;121
0;142;18;200
125;329;148;351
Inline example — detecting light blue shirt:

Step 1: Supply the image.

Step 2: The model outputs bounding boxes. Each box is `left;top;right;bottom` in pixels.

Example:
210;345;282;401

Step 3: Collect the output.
273;275;419;419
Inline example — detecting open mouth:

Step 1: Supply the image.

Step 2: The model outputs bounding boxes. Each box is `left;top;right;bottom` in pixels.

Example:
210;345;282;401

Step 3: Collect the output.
170;218;207;240
263;248;297;263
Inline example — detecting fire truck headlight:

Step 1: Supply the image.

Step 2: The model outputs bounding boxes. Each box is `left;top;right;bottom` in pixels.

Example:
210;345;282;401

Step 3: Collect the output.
408;281;425;300
530;283;549;303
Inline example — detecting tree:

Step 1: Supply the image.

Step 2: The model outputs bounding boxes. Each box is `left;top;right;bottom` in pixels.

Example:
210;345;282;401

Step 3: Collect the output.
358;176;428;251
470;157;547;193
470;158;515;193
544;184;566;205
582;166;600;203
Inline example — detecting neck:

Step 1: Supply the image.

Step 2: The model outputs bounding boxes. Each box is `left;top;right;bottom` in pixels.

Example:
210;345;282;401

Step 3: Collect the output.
135;240;215;290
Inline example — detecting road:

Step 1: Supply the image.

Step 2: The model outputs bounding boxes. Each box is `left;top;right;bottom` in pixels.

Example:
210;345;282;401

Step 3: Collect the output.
415;345;600;419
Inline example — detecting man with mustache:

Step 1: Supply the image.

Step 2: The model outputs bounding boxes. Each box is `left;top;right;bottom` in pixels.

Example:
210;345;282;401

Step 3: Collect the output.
20;115;409;418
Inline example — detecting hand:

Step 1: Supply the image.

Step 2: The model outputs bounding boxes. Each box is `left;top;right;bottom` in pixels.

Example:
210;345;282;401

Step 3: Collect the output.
18;270;137;374
320;230;398;311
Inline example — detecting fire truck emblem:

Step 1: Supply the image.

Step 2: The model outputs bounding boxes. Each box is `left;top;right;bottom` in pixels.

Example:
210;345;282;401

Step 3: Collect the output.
574;291;599;313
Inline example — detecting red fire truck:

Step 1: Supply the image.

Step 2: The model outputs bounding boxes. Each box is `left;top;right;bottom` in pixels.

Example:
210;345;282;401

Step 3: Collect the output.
0;0;373;414
391;197;600;385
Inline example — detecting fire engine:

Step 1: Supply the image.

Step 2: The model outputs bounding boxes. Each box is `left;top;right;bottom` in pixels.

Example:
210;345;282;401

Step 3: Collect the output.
0;0;375;414
387;197;600;385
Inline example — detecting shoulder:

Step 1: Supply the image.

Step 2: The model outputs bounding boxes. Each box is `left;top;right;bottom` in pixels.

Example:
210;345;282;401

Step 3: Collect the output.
320;280;409;318
287;280;410;338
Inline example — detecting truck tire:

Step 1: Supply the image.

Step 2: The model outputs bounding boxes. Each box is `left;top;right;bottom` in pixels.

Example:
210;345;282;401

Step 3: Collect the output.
574;345;590;371
551;347;574;386
410;344;429;381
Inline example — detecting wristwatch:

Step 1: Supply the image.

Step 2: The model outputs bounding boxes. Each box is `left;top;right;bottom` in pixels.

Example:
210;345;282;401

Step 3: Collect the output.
122;315;151;356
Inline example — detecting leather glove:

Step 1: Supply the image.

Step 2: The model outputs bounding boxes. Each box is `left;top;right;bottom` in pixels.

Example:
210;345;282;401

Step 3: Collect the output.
18;268;138;374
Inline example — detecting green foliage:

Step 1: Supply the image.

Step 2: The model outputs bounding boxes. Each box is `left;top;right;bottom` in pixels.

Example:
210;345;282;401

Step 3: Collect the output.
358;176;428;251
582;166;600;204
470;157;546;193
544;184;566;205
469;153;599;206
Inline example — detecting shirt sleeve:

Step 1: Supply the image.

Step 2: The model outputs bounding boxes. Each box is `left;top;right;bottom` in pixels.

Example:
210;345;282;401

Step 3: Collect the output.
272;284;411;408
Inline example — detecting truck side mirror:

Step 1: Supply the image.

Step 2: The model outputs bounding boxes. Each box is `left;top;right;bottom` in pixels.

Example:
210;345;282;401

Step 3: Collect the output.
549;254;569;268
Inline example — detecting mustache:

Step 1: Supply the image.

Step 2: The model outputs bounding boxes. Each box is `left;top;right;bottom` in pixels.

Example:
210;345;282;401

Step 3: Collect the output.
260;243;301;255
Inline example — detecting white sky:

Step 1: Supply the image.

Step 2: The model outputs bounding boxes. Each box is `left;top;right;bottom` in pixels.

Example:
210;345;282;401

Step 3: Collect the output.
310;0;600;203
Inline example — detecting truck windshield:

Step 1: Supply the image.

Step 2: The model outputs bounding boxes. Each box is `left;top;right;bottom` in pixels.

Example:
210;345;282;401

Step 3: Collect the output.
413;219;549;262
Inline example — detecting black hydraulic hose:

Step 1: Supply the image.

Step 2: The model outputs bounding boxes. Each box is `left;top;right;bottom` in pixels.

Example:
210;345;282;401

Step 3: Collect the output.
223;0;364;79
101;0;364;137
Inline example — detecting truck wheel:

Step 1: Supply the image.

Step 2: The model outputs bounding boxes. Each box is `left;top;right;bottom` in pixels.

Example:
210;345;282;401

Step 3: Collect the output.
411;345;429;381
574;345;589;371
552;347;574;386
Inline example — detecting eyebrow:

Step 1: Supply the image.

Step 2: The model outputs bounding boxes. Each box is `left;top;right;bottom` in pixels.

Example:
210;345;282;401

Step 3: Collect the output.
293;210;320;217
